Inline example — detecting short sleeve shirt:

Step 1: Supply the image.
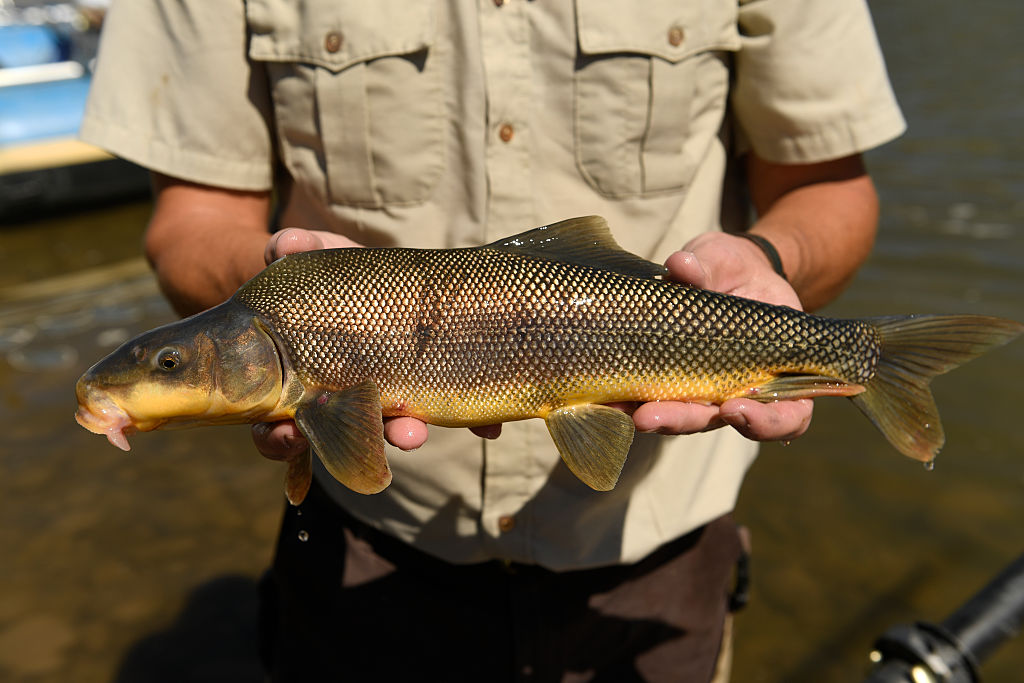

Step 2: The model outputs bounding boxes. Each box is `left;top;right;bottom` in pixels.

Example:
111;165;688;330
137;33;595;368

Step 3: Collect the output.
82;0;904;570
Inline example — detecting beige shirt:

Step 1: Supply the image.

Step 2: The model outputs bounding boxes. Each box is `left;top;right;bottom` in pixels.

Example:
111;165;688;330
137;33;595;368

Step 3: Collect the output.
83;0;904;570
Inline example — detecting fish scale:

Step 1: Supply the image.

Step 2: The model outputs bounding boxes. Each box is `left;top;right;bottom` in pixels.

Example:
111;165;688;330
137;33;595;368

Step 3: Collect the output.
237;236;881;427
75;215;1023;502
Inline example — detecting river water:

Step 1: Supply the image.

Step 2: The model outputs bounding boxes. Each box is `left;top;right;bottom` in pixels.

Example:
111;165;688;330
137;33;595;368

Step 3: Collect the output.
1;2;1022;681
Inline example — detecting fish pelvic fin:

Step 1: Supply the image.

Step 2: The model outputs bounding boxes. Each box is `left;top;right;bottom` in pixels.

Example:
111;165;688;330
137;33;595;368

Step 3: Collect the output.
483;216;668;279
294;380;392;495
853;314;1024;462
284;449;312;506
545;404;635;491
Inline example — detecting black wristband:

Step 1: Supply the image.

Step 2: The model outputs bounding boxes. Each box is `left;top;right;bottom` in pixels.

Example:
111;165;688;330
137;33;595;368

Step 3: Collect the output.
735;232;788;281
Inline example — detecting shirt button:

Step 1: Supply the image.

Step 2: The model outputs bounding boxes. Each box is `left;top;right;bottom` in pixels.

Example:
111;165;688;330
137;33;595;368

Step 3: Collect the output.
498;515;516;533
668;25;685;47
498;123;515;143
324;31;343;53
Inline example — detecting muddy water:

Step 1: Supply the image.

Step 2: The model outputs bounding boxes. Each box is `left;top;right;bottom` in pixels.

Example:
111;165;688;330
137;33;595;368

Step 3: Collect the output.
2;2;1023;681
731;1;1024;680
0;203;285;682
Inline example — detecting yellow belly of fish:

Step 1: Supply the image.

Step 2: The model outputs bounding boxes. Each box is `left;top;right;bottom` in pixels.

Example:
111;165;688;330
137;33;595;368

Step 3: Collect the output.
378;366;790;426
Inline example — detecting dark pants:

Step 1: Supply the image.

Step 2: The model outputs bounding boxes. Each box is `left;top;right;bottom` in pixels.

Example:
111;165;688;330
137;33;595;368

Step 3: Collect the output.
259;479;743;683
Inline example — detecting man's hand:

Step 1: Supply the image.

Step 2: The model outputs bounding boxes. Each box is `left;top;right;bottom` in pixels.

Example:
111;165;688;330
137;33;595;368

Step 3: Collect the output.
263;227;361;261
628;233;813;443
252;228;469;461
628;151;881;443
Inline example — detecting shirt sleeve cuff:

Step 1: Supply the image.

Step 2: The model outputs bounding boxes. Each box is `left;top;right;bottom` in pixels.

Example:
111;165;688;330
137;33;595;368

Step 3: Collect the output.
79;117;274;192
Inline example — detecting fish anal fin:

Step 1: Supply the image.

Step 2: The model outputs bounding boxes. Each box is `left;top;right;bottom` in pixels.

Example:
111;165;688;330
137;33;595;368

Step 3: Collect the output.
545;404;635;491
743;375;865;402
294;380;392;495
483;216;667;279
284;449;312;506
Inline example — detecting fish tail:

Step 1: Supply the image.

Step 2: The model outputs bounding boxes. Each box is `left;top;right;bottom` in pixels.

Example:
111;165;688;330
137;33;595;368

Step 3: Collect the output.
852;315;1023;462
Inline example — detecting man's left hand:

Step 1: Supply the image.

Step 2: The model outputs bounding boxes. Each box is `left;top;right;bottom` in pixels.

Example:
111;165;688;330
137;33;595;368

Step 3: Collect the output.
628;232;814;443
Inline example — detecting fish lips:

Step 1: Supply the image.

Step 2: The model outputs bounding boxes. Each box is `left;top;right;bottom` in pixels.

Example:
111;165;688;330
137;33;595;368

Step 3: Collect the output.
74;376;138;451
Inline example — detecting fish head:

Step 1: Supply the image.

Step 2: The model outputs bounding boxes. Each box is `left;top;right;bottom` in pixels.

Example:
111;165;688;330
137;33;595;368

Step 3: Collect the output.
75;301;284;449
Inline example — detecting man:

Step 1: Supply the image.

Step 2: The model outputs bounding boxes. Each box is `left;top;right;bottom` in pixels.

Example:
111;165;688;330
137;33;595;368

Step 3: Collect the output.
82;0;904;680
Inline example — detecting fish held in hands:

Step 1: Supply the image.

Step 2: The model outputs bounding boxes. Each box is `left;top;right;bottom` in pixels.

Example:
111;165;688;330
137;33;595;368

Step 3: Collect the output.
74;216;1024;504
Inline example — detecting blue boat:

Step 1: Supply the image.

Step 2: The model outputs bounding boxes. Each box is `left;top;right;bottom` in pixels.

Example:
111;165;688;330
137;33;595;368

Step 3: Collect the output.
0;5;149;221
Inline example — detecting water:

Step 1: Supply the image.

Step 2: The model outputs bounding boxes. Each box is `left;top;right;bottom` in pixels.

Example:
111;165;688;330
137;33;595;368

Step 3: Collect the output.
0;205;283;682
730;2;1024;680
1;2;1023;680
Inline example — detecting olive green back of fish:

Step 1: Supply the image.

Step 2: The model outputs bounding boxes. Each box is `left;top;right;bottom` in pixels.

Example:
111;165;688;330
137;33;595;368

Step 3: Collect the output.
232;216;1023;497
237;230;879;421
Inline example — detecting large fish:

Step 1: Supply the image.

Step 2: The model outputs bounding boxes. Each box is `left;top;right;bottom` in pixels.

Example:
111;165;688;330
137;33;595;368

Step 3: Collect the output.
75;216;1022;504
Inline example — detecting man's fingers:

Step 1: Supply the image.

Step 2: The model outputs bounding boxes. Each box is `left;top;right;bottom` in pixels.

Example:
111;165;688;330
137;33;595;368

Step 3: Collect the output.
254;415;429;458
264;228;325;264
631;401;725;435
383;416;429;451
630;397;813;441
664;251;711;288
252;420;307;461
254;415;496;457
719;398;813;442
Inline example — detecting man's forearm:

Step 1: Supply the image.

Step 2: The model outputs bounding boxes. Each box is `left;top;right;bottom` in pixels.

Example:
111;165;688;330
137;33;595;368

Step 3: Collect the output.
745;154;879;312
145;174;273;316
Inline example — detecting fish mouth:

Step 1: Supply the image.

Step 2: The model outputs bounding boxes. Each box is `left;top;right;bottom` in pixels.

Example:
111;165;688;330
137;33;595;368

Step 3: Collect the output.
75;394;136;451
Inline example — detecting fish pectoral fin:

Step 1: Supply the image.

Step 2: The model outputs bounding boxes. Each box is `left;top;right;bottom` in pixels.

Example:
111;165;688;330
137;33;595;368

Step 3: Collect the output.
284;449;312;506
293;380;392;495
743;375;865;402
545;404;635;491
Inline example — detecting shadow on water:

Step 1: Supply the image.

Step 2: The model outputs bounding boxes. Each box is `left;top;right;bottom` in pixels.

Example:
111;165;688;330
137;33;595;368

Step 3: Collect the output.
113;576;263;683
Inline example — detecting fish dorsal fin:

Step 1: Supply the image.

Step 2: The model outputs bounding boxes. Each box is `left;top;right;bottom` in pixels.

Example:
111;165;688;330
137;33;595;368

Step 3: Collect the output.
483;216;667;279
544;404;635;491
294;380;392;495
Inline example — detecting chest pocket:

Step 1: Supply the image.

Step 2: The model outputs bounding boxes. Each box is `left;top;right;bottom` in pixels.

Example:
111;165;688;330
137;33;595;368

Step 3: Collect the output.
247;0;443;208
574;0;740;199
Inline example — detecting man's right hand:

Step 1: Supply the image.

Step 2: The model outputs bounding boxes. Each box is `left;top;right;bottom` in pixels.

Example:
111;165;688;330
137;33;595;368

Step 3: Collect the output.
263;227;361;261
252;227;470;461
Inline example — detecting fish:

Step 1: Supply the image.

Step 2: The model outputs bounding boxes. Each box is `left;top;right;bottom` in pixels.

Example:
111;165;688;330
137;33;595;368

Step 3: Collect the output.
75;216;1023;504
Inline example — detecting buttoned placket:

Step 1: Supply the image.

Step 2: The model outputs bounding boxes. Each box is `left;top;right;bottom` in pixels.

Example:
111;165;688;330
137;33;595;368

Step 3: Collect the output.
479;0;535;238
477;0;540;561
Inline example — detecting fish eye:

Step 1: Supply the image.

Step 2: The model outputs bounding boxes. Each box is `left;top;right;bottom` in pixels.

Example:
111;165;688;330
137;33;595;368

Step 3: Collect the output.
156;348;182;372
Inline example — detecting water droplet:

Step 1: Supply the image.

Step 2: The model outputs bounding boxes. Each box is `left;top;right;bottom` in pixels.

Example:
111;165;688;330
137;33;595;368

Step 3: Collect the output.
297;530;309;542
779;440;792;447
924;460;935;472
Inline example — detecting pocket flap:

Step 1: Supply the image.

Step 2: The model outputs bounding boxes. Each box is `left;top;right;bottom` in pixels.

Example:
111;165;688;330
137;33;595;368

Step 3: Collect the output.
247;0;436;72
576;0;739;62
